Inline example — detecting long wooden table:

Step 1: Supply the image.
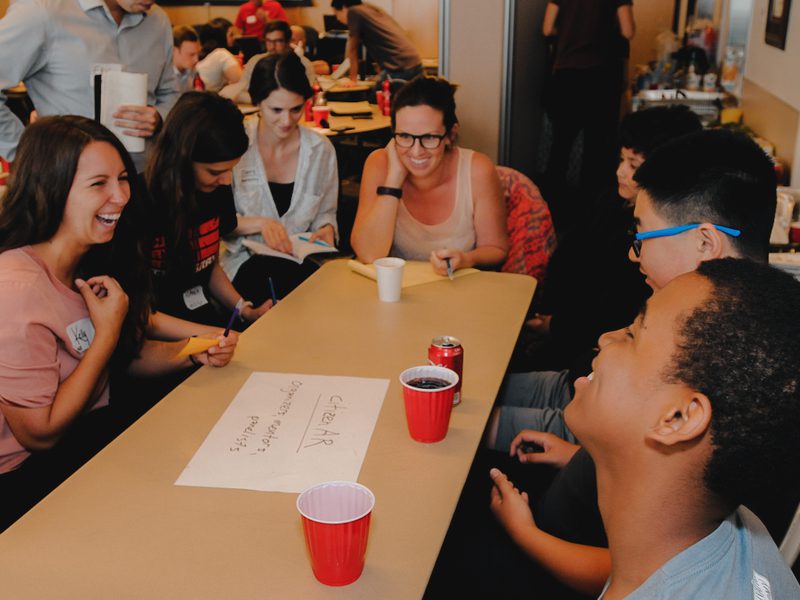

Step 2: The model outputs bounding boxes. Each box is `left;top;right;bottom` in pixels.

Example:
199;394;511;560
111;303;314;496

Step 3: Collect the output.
0;260;535;599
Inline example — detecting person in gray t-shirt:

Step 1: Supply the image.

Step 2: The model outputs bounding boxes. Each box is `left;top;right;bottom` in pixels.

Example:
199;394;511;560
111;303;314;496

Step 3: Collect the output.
490;258;800;598
332;0;422;84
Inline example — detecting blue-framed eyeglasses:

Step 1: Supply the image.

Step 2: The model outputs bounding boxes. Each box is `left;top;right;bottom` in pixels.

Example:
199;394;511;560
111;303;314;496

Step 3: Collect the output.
630;223;741;257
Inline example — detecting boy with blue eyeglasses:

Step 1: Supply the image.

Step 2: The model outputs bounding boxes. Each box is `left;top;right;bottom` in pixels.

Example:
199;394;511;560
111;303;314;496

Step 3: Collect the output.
628;128;775;289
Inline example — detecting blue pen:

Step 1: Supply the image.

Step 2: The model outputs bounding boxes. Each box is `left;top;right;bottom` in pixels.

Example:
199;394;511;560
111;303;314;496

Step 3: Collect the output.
445;257;454;280
224;297;244;337
298;234;332;248
268;277;278;305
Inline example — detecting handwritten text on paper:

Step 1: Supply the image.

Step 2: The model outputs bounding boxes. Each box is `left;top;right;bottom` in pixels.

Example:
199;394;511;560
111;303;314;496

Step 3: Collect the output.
175;373;388;493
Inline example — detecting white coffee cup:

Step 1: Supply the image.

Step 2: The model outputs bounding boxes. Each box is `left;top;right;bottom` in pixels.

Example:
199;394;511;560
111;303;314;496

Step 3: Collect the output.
373;257;405;302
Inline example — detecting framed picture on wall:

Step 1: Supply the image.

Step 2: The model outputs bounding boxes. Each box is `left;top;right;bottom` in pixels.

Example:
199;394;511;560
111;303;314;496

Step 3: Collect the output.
765;0;792;50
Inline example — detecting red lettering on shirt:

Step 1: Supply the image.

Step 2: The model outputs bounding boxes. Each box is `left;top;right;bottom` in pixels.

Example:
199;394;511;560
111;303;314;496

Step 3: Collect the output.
149;216;221;275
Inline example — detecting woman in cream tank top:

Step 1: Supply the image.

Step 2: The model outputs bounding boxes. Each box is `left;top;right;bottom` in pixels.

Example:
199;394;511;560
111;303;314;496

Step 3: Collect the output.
351;76;508;274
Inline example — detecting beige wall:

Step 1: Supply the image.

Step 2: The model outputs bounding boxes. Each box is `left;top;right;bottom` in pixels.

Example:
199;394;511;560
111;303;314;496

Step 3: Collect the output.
443;0;505;162
161;5;236;25
629;0;674;73
386;0;438;60
745;0;800;109
740;78;799;176
742;0;800;184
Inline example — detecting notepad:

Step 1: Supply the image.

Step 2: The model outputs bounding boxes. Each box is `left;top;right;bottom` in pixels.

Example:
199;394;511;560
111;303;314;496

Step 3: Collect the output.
175;337;218;359
347;259;479;288
327;101;373;116
243;233;338;264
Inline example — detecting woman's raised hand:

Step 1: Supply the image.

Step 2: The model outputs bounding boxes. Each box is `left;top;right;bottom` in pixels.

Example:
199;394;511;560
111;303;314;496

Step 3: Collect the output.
384;139;409;188
76;275;128;349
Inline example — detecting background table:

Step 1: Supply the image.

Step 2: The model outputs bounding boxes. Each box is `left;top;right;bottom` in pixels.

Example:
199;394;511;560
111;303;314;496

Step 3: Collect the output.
302;103;391;137
240;102;390;137
0;260;535;599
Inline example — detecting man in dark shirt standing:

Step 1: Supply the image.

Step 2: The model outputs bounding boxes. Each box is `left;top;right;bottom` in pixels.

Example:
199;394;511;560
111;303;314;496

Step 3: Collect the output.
542;0;635;224
331;0;422;85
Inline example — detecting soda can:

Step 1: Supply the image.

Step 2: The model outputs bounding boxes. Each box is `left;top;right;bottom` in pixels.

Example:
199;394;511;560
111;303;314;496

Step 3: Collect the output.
428;336;463;405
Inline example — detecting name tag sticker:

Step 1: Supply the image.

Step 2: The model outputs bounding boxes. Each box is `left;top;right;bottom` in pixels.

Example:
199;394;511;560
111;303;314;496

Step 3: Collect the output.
183;285;209;310
246;14;257;24
239;168;260;184
66;317;96;354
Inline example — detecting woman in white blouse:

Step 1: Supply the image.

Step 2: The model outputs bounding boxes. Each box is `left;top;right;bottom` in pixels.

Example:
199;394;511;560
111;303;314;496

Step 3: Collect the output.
225;52;338;302
196;18;243;92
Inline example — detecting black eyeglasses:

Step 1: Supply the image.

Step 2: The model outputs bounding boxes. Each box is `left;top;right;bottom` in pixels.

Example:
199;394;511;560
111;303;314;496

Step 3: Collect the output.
393;132;448;149
629;223;742;257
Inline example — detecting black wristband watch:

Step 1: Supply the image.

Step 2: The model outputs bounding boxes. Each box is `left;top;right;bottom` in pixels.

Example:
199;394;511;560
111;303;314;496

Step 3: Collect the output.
377;186;403;199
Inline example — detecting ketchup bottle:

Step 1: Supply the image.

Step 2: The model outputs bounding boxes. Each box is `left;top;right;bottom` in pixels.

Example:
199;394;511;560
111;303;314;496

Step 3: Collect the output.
381;79;391;116
312;81;325;107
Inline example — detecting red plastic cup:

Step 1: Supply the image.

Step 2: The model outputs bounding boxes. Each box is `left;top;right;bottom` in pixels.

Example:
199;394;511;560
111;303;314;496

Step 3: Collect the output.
399;366;459;443
791;222;800;244
296;481;375;586
312;106;330;127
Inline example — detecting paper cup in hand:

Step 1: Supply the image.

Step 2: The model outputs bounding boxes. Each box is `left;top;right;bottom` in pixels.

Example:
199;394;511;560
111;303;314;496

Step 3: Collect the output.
374;257;405;302
99;70;147;153
400;366;459;443
297;481;375;586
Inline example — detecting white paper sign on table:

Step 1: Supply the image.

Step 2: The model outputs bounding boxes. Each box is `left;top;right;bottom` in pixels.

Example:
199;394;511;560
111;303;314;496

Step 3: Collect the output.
100;70;147;153
176;372;389;493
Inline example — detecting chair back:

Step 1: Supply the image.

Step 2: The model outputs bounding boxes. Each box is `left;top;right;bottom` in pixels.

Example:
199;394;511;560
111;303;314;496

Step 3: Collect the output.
302;25;320;59
780;501;800;567
233;36;263;64
496;166;556;282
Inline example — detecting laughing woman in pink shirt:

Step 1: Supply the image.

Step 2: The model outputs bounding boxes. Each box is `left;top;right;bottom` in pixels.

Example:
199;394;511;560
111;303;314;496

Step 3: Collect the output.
0;116;236;531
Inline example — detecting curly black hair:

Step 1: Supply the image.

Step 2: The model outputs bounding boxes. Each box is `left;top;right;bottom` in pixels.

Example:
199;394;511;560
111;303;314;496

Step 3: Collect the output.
665;258;800;509
618;105;702;158
633;129;776;262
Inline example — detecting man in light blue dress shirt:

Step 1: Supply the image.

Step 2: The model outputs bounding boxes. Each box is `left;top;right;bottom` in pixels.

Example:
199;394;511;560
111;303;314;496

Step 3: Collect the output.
0;0;178;168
